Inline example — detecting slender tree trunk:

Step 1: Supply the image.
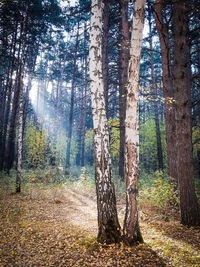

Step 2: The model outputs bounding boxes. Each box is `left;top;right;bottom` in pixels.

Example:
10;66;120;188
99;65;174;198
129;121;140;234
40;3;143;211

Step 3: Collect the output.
16;66;24;193
77;56;88;167
65;24;80;174
16;1;28;192
102;0;109;116
0;26;18;170
23;74;33;136
173;0;200;226
5;19;25;173
123;0;145;246
81;27;88;167
148;3;163;170
81;57;88;167
154;0;177;182
89;0;121;244
119;0;130;181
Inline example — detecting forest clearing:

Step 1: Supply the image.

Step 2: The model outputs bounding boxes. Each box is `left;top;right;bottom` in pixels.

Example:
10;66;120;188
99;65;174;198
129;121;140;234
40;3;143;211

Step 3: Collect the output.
0;174;200;267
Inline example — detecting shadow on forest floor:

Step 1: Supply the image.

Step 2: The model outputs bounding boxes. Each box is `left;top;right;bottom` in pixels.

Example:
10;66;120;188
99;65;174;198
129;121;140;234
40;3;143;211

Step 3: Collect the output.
0;182;199;266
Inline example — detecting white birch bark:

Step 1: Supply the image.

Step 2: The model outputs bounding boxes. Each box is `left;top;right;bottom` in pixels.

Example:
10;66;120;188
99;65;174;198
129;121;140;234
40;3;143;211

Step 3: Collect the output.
16;72;23;193
16;2;28;193
123;0;146;245
89;0;121;244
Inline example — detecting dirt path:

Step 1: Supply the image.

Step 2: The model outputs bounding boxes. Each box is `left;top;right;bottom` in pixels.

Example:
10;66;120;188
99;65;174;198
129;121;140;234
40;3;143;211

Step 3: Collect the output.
0;183;200;266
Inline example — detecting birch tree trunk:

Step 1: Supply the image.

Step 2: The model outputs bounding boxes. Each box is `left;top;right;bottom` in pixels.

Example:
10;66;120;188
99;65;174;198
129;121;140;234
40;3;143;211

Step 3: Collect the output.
89;0;121;244
16;1;28;192
102;0;109;116
16;65;24;193
123;0;145;246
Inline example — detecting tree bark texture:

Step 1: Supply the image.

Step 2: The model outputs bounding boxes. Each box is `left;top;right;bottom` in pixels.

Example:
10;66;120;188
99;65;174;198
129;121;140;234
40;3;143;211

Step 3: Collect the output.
102;0;109;116
119;0;130;181
123;0;145;246
173;0;200;226
148;3;164;170
89;0;121;244
16;65;24;193
154;0;177;182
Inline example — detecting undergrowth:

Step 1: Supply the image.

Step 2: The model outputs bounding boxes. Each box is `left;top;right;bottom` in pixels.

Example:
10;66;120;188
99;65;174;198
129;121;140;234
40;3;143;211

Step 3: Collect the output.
139;171;179;216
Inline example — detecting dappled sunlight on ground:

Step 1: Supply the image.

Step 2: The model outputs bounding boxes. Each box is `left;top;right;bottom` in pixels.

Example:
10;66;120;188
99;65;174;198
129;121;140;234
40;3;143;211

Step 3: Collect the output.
0;182;199;266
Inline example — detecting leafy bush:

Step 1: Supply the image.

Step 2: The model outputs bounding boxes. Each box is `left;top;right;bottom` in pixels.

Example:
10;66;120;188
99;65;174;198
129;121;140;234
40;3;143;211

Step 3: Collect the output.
139;171;179;214
24;120;49;168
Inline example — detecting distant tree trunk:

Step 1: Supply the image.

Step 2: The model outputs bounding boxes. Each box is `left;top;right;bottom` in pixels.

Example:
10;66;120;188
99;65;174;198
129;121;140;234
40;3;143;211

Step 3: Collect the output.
173;0;200;226
119;0;130;181
5;20;26;173
102;0;109;116
80;24;88;167
77;55;88;167
81;55;87;167
148;3;163;170
23;74;33;134
123;0;145;246
16;66;24;193
16;2;28;192
76;62;84;166
154;0;177;182
65;24;79;174
0;26;18;171
89;0;121;244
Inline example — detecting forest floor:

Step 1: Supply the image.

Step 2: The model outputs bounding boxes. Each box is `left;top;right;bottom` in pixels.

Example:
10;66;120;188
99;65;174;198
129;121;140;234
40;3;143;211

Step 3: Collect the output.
0;181;200;267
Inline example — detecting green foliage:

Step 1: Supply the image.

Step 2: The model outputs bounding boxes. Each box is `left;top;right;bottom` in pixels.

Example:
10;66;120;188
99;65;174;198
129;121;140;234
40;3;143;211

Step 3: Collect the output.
108;118;120;163
139;171;179;213
55;129;67;166
193;125;200;152
139;118;167;172
24;121;49;168
84;129;94;166
79;236;99;253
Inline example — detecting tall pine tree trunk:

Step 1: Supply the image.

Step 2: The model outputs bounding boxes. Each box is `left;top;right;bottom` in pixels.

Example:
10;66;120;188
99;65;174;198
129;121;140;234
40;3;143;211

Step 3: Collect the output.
123;0;145;246
89;0;121;244
154;0;177;182
119;0;129;181
148;3;163;170
173;0;200;226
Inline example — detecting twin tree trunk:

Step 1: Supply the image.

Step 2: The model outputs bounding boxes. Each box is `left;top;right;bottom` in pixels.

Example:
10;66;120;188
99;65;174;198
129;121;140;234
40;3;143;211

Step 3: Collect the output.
90;0;145;245
123;0;145;245
173;0;200;226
